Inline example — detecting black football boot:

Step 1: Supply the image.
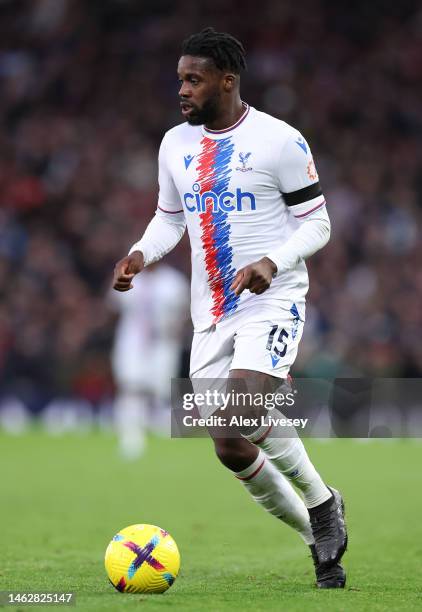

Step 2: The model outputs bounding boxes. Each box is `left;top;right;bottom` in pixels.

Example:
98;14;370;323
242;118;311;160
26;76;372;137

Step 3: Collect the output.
309;544;346;588
308;487;348;570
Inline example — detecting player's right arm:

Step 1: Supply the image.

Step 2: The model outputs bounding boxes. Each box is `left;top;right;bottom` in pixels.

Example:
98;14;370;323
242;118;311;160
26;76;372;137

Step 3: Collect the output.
113;133;186;292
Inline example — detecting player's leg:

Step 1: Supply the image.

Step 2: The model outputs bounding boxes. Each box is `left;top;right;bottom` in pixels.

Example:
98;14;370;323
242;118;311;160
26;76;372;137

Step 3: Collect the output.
111;346;150;459
231;306;331;506
190;324;314;545
228;369;346;583
230;303;347;584
210;433;314;544
113;386;147;459
242;405;331;509
149;342;179;436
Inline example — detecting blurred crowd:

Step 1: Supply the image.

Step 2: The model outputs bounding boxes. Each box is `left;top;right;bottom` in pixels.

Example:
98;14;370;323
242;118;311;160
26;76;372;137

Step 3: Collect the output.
0;0;421;413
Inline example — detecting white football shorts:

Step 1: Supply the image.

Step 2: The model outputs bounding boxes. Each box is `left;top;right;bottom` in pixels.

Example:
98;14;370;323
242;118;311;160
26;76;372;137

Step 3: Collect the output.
189;300;305;418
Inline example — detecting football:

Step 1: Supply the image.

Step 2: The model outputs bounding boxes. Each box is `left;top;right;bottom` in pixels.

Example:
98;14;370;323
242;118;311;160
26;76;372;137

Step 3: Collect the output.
105;524;180;594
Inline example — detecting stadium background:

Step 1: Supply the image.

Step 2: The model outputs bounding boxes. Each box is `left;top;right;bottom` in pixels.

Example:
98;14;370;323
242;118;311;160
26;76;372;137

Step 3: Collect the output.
1;0;421;422
1;2;422;609
0;0;421;415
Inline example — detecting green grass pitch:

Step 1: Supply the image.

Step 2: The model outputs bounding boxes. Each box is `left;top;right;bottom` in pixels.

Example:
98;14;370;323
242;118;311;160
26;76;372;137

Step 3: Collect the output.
2;432;421;611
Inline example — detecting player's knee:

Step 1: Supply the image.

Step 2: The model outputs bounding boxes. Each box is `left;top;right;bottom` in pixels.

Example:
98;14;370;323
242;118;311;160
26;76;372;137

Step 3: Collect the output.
213;438;254;471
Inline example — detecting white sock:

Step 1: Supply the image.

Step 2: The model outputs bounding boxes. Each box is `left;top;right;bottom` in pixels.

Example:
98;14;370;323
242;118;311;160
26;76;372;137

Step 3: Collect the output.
245;420;331;509
114;391;146;459
234;450;314;544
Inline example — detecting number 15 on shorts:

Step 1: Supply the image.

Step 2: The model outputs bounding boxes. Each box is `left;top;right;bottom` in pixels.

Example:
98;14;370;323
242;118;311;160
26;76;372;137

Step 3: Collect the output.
266;325;289;367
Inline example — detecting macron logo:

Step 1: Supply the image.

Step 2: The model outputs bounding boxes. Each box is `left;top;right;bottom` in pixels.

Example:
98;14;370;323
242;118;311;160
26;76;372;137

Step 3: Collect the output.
271;354;281;368
184;154;195;169
295;137;308;154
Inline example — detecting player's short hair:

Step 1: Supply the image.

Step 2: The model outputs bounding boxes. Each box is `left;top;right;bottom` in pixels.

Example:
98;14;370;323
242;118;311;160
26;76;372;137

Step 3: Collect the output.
181;27;247;74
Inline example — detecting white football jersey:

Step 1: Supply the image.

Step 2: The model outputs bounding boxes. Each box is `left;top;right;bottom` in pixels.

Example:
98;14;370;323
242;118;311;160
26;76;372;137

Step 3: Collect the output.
158;104;326;331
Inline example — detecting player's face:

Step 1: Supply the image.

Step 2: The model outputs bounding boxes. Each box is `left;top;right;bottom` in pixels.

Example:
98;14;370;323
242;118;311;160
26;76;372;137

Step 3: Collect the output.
177;56;223;126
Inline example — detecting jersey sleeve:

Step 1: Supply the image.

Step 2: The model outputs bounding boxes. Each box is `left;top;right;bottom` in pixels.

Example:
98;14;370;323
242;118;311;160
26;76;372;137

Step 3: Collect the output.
276;131;326;218
128;132;186;265
158;133;184;214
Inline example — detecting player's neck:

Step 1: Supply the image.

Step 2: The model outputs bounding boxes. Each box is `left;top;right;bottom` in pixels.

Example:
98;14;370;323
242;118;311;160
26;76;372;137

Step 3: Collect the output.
204;98;244;131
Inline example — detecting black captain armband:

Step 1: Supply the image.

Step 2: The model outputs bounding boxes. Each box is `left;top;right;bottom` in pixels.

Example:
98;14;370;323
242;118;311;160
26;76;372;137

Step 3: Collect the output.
282;182;322;206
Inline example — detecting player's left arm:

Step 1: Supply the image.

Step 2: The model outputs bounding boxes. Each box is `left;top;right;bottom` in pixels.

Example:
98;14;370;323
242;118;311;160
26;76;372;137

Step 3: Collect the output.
231;131;330;296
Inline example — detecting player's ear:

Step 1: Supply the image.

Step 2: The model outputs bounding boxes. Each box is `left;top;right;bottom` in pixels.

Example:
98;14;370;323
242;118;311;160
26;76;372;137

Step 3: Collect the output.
223;73;237;92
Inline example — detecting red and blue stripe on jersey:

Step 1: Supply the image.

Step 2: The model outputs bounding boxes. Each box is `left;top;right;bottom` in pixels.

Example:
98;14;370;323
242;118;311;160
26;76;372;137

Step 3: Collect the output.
196;136;240;323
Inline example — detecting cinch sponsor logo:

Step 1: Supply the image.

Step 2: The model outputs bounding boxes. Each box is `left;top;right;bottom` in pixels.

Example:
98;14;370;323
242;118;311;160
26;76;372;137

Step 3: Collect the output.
183;182;256;213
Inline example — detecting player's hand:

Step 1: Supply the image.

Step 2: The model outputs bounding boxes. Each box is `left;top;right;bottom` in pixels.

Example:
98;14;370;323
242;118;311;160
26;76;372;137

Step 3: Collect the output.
113;251;144;292
230;257;277;296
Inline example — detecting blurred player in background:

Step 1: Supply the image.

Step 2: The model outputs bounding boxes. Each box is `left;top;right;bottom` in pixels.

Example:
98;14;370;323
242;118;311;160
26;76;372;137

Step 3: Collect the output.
110;262;189;459
113;28;347;587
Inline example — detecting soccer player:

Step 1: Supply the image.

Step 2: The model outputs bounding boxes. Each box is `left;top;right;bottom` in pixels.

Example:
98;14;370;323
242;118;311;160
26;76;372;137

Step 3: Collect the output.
110;262;189;458
113;28;347;588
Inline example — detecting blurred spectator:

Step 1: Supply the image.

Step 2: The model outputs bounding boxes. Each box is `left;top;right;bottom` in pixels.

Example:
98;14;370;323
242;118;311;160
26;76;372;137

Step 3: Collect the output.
0;0;421;418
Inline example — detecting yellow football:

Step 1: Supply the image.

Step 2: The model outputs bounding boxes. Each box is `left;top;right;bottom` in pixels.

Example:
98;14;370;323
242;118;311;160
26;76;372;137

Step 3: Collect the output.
105;524;180;594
